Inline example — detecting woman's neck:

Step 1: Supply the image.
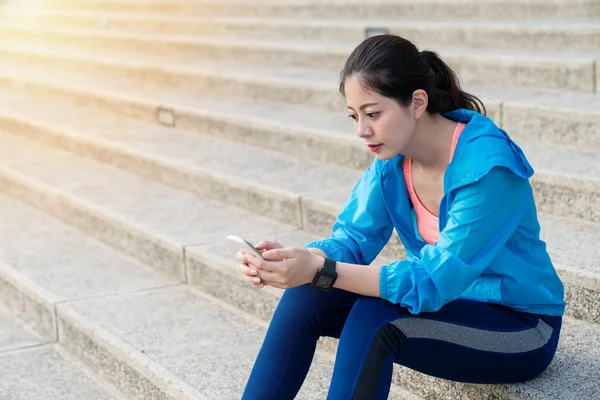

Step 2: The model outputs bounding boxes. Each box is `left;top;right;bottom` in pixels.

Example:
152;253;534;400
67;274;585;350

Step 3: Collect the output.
403;113;457;172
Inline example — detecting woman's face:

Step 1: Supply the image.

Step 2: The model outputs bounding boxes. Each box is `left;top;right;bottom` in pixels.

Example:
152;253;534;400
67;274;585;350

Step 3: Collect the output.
345;76;418;160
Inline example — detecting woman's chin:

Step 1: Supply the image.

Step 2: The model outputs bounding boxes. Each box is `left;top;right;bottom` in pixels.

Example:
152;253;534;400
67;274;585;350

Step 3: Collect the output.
373;149;396;161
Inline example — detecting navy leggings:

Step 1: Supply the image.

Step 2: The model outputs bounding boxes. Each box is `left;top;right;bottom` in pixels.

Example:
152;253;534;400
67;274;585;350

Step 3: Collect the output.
242;284;562;400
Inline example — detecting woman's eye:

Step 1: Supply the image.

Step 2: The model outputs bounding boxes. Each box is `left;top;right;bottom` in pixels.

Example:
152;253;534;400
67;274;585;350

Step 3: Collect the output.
367;112;380;118
348;115;357;121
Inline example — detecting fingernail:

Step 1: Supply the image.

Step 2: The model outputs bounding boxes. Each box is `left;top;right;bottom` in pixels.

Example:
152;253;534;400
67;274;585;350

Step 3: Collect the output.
250;269;257;275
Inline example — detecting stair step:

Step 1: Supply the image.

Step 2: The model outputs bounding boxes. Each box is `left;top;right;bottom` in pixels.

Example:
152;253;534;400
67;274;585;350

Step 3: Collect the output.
0;45;599;151
12;12;600;53
0;26;597;92
0;131;297;270
0;46;349;112
0;97;597;323
539;215;600;322
0;193;180;313
32;0;600;20
0;304;49;352
0;307;127;400
58;285;338;400
0;90;362;227
520;140;600;222
3;11;600;52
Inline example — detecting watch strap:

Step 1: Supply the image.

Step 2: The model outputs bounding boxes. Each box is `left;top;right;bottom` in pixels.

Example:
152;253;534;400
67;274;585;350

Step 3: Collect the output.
323;257;336;274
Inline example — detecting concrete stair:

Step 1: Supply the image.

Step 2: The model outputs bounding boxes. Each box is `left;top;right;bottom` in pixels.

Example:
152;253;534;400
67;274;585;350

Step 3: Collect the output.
12;0;600;20
0;25;596;92
0;0;599;399
0;307;128;400
2;12;600;52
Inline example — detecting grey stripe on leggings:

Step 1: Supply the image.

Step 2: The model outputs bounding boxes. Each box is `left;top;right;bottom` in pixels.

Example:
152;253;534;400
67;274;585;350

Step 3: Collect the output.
390;317;553;354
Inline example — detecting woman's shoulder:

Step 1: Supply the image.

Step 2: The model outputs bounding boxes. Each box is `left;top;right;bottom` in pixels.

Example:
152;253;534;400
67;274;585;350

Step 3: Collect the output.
449;120;535;189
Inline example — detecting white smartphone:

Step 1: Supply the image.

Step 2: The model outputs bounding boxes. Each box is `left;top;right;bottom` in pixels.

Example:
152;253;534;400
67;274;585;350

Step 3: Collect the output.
226;234;265;259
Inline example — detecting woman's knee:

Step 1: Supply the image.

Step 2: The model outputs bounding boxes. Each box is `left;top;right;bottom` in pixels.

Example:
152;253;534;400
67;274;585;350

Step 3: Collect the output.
278;285;359;314
344;297;408;334
276;284;321;314
351;297;405;317
272;285;362;337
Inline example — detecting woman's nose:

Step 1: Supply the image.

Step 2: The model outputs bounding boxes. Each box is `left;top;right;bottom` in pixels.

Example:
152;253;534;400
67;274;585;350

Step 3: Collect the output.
357;122;373;139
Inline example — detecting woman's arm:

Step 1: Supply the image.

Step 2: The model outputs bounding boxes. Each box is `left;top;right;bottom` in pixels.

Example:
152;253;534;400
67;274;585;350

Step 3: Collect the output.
306;248;327;258
304;159;394;265
332;261;382;297
252;247;383;296
252;167;529;310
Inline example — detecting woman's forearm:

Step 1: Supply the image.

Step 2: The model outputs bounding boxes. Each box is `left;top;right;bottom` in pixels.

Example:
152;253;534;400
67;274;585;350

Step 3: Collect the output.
307;248;327;258
305;249;382;297
334;262;382;298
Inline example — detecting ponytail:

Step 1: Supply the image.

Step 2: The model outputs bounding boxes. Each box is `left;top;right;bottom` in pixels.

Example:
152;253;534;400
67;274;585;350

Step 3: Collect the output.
420;50;486;115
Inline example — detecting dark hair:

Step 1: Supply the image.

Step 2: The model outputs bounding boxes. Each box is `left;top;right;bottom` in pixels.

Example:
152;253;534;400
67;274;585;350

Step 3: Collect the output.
340;35;486;115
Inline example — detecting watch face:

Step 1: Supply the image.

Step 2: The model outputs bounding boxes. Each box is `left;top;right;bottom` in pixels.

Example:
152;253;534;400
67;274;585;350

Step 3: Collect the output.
317;276;334;287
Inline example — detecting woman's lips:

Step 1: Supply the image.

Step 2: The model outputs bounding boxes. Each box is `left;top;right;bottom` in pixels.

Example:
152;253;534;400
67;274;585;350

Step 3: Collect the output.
368;144;383;152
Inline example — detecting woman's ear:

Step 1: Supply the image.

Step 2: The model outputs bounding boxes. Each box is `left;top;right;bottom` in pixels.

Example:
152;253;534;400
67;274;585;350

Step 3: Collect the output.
411;89;428;120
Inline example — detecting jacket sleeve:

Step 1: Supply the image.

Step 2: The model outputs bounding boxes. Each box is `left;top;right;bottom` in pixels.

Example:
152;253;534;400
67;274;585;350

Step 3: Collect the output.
379;166;529;313
304;159;395;265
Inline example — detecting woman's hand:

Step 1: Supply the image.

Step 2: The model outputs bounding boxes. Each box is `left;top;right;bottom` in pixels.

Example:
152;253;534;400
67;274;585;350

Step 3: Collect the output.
244;247;322;290
236;240;284;289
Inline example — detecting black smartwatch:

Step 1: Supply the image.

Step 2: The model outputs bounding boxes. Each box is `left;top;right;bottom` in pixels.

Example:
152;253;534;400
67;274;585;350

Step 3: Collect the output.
311;257;337;292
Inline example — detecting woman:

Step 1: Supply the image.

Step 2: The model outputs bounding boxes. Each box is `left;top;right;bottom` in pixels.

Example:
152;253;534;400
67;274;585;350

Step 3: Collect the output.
236;35;565;400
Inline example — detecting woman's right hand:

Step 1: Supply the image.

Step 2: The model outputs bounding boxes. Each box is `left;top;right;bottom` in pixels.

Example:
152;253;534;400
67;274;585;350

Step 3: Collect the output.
237;240;284;289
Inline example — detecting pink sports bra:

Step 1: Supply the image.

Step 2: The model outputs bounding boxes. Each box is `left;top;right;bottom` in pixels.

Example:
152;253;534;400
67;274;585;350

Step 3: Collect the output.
403;122;466;244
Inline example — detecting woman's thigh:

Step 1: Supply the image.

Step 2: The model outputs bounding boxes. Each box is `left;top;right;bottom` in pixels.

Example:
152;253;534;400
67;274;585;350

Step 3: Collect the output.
392;299;562;383
270;283;364;338
331;297;562;398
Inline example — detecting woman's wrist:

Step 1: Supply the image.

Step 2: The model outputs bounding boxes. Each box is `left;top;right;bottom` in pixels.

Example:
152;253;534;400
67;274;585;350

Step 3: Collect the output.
307;253;325;284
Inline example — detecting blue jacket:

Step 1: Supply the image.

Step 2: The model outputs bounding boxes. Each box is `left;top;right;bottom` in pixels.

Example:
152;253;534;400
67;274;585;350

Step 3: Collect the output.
305;109;565;316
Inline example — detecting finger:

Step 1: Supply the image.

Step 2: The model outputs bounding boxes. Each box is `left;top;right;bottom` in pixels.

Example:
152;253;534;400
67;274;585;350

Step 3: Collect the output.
245;252;277;272
235;250;248;263
256;240;282;251
239;263;258;276
251;256;286;273
256;268;281;285
255;241;268;250
262;247;296;261
252;281;265;289
243;274;262;286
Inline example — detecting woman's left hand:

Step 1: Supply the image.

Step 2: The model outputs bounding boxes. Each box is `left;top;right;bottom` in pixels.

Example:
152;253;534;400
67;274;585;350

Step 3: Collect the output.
244;247;322;289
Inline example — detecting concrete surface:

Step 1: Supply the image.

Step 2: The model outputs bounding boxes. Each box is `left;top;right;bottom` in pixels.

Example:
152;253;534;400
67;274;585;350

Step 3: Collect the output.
0;307;126;400
3;13;600;51
0;305;45;353
0;27;596;92
0;344;127;400
24;0;600;20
